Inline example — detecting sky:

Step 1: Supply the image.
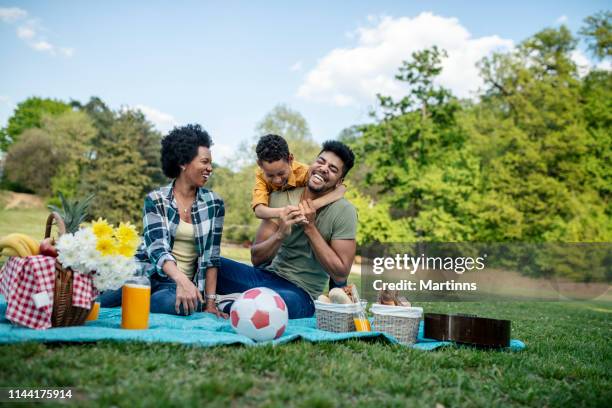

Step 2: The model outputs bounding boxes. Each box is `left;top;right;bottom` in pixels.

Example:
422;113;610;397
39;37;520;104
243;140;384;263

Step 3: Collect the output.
0;0;609;166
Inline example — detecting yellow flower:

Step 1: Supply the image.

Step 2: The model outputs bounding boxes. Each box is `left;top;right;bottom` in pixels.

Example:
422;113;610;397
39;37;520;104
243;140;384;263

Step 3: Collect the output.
115;222;139;246
117;242;138;258
92;218;114;239
96;236;117;256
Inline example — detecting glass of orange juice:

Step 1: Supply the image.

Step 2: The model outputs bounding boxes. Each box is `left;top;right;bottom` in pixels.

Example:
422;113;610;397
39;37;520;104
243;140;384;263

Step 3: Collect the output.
86;300;100;321
121;276;151;330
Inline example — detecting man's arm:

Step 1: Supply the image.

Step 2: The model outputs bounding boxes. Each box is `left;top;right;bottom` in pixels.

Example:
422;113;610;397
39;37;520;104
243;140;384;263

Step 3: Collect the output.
250;206;305;265
299;200;356;283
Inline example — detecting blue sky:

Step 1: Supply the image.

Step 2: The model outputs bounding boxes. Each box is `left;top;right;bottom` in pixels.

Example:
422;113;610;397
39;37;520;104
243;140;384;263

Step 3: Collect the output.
0;1;608;165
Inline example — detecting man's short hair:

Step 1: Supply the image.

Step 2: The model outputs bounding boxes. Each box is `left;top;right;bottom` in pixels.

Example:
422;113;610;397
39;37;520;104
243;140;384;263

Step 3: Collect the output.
320;140;355;178
161;124;212;179
256;134;290;163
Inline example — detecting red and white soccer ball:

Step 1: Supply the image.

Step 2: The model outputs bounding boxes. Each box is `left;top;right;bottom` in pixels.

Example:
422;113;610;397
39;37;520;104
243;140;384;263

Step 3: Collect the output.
230;287;289;342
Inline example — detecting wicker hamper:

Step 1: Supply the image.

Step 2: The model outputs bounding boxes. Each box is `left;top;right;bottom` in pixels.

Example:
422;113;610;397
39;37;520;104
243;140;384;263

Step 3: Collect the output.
46;212;94;327
314;301;368;333
371;304;423;345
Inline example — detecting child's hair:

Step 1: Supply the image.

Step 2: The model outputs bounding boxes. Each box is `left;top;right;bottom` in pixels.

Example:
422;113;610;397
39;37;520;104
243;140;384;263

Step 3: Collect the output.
256;134;290;163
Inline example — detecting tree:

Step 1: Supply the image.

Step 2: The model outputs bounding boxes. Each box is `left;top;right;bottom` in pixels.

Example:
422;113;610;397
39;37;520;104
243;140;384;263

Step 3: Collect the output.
254;104;320;162
475;26;611;241
354;47;480;242
3;129;61;194
580;11;611;60
0;97;70;151
81;112;150;225
44;111;97;201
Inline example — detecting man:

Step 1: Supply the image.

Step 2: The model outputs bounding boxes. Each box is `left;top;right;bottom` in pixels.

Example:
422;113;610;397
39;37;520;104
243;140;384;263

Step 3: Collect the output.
217;141;358;318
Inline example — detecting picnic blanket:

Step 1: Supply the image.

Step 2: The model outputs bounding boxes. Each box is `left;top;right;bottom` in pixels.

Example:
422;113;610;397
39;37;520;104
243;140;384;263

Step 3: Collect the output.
0;296;525;351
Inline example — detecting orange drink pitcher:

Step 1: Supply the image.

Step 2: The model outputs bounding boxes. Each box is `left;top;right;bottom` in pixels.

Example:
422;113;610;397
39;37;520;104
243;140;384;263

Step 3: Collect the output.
121;276;151;330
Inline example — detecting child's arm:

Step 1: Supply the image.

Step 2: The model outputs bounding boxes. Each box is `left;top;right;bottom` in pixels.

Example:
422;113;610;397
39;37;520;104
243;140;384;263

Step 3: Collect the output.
254;204;284;219
252;171;284;219
310;184;347;210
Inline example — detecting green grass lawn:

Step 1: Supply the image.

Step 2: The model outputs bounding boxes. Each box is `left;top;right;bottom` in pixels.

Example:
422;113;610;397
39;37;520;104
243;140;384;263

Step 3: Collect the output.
0;301;610;407
1;200;610;406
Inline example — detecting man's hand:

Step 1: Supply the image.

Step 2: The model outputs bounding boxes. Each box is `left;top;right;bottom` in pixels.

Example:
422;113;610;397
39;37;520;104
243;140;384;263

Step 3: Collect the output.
299;199;316;230
175;275;204;315
277;205;306;238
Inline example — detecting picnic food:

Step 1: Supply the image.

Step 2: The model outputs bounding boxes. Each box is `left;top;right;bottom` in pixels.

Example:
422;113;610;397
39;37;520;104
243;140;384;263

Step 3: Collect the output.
0;233;40;257
378;289;411;307
47;192;95;234
328;287;353;304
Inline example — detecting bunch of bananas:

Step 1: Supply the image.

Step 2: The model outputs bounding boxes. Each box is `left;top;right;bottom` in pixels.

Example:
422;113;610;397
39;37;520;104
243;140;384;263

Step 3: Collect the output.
0;233;40;258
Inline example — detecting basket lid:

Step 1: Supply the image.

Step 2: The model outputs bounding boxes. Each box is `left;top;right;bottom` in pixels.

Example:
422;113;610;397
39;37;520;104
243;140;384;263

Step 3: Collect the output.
371;303;423;318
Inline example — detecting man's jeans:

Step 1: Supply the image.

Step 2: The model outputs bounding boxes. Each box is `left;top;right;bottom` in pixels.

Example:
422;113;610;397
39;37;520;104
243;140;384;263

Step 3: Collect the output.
99;274;202;315
217;257;315;319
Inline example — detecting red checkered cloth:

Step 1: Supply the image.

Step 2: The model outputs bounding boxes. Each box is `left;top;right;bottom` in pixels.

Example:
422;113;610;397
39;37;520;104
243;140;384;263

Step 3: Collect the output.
0;256;97;330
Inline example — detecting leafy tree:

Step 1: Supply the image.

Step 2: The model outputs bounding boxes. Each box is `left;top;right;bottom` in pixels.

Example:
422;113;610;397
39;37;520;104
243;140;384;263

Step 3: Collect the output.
81;112;150;225
580;11;611;60
3;129;61;194
475;26;611;241
0;97;70;151
254;104;320;162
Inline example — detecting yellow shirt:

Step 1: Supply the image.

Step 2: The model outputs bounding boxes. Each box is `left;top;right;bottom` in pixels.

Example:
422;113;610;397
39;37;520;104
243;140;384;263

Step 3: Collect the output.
251;160;309;209
172;220;197;280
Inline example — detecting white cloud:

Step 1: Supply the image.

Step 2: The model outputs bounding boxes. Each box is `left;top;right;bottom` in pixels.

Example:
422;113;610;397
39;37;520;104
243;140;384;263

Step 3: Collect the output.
210;143;235;167
290;61;303;72
0;7;27;22
134;105;178;133
16;25;35;39
571;49;611;76
32;40;53;52
297;12;514;107
1;9;73;57
556;15;568;24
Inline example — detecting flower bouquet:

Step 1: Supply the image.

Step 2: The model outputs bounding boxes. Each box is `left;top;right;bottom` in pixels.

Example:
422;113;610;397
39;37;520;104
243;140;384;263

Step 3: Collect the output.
56;218;140;292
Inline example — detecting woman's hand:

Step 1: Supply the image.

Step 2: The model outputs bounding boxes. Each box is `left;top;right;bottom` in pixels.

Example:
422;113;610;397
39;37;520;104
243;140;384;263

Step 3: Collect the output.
204;300;228;319
175;276;204;315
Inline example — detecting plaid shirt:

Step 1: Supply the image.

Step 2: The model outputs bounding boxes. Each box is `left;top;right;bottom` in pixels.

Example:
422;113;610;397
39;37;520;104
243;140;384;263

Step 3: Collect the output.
135;181;224;292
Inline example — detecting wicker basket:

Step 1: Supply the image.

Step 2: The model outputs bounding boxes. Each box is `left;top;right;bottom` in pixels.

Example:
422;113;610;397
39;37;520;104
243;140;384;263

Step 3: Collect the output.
372;305;422;345
314;301;367;333
45;212;94;327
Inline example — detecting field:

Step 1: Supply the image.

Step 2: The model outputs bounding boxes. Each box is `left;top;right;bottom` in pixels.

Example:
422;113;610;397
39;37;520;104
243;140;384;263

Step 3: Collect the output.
0;199;611;407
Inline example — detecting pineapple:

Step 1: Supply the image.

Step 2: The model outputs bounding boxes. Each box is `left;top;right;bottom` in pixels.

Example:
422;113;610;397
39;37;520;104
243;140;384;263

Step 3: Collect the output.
48;192;95;233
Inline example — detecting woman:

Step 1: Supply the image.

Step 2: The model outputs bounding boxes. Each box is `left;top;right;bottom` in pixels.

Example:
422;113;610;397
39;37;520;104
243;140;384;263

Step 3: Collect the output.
101;124;226;318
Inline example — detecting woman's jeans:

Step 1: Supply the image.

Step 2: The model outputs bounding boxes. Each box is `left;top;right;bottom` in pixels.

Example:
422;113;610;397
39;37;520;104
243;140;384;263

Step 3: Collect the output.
99;274;202;316
99;257;316;318
217;257;314;319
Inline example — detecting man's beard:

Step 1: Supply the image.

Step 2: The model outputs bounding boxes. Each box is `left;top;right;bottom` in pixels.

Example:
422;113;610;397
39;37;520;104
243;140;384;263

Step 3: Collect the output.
307;181;335;194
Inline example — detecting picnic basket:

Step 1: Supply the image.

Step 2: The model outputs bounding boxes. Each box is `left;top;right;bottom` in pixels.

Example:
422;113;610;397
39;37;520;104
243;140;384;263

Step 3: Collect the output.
46;212;94;327
371;304;423;345
314;300;368;333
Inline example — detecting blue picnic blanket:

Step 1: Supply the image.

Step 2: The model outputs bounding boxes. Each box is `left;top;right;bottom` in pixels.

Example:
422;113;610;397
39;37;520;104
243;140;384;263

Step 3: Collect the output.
0;296;524;351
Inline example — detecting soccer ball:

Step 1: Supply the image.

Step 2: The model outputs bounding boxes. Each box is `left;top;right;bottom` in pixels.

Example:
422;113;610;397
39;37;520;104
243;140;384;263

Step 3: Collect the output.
230;287;289;342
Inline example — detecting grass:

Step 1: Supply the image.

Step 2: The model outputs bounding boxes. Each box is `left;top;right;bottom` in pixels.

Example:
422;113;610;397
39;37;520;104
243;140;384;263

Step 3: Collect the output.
0;301;610;407
1;199;611;406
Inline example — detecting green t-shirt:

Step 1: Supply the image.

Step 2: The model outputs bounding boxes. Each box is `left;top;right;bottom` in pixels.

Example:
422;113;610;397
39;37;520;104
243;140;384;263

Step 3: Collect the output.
267;187;358;299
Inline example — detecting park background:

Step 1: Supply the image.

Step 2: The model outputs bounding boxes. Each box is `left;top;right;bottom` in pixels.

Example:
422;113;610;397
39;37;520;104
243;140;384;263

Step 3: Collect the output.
0;1;610;407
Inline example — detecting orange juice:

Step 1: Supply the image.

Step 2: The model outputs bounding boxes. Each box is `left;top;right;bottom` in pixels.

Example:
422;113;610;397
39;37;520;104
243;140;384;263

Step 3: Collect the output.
121;283;151;329
86;301;100;321
354;318;371;332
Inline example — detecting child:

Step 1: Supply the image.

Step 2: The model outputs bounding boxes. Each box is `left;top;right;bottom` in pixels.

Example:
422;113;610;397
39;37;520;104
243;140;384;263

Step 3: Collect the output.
252;134;346;219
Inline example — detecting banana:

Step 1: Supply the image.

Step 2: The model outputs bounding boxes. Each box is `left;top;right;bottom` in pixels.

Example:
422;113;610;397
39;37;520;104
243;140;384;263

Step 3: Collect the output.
1;247;19;257
11;233;40;256
0;234;33;257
